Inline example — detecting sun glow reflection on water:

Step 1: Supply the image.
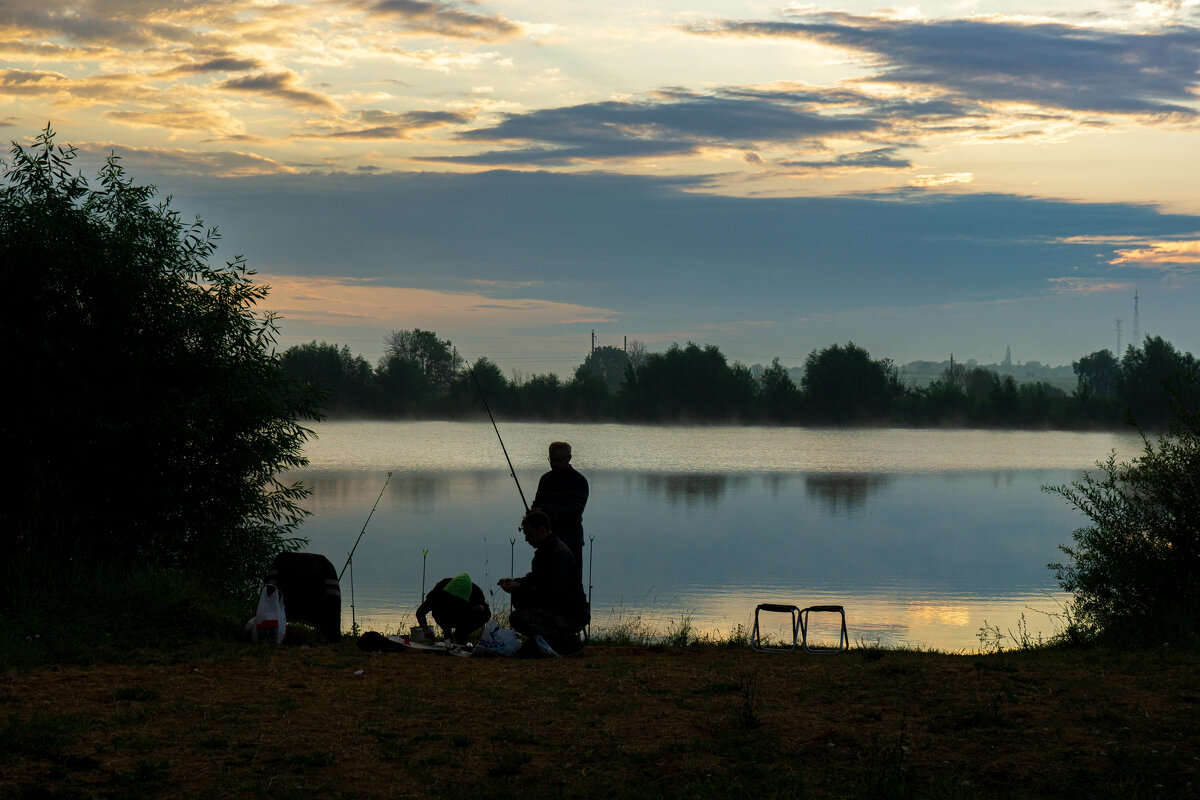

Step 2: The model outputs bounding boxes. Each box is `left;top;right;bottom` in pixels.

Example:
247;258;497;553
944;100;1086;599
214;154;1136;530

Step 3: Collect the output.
293;422;1140;652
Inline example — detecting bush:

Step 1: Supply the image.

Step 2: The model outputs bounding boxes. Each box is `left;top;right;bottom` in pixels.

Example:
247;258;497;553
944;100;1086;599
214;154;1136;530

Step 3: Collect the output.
1045;375;1200;642
0;127;321;613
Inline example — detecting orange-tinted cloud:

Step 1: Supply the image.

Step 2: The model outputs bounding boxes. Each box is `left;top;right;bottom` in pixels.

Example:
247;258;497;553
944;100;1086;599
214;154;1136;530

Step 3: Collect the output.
258;274;619;328
1109;239;1200;267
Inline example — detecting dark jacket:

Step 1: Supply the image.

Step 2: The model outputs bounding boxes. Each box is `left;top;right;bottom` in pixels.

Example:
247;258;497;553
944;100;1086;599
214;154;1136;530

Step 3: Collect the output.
533;466;589;548
416;578;489;635
512;534;589;625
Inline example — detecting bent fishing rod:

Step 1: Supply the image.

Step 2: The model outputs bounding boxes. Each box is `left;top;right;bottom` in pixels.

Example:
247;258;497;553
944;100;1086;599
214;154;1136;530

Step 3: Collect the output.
340;470;393;581
468;365;529;513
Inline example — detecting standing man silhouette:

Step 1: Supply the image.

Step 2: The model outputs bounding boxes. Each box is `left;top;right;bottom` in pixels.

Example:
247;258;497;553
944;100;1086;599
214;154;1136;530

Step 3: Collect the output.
533;441;588;585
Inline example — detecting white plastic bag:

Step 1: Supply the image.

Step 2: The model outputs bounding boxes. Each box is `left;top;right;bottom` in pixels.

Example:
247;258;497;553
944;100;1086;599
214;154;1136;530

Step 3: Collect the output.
245;584;286;643
473;620;520;657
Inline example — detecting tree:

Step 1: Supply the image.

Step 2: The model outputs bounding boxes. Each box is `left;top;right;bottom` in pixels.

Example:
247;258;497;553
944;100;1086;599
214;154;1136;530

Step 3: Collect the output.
1045;377;1200;641
758;357;801;421
447;356;512;418
1073;349;1119;400
281;341;372;414
1;127;320;607
800;342;893;423
1118;336;1198;428
619;342;754;421
381;328;463;391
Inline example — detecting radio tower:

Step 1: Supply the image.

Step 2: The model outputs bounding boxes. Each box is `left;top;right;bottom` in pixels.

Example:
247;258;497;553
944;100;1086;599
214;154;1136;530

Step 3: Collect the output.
1132;290;1139;347
1116;317;1123;354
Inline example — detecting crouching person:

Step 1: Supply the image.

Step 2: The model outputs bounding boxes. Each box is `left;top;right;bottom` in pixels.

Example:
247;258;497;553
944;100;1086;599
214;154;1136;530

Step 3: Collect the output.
498;510;590;656
416;573;491;645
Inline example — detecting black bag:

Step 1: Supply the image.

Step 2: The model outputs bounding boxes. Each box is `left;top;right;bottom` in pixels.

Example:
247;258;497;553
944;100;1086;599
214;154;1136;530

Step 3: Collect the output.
266;553;341;642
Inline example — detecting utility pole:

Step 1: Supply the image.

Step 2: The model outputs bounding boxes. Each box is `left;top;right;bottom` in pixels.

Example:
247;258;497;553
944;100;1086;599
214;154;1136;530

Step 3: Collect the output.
624;335;627;353
591;329;595;358
1132;290;1139;347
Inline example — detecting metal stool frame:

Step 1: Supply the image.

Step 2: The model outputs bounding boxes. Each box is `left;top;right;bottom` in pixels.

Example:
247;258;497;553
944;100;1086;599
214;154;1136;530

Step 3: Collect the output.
800;605;849;654
751;603;801;653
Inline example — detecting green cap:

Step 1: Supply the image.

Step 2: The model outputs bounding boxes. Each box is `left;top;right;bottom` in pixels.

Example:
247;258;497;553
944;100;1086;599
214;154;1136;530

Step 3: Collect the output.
444;573;472;602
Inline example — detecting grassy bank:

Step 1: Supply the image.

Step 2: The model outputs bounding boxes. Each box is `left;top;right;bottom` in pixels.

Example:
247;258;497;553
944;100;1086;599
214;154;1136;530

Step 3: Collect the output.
2;637;1197;799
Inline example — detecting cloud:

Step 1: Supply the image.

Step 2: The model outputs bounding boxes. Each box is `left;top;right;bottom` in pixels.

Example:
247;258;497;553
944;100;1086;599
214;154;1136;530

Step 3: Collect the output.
908;172;974;187
688;13;1200;116
257;274;619;328
0;68;160;109
103;106;246;137
165;56;265;75
0;69;70;96
307;108;474;139
423;87;895;165
76;142;297;177
352;0;519;40
1047;277;1135;294
219;71;341;112
1109;239;1200;268
782;147;912;170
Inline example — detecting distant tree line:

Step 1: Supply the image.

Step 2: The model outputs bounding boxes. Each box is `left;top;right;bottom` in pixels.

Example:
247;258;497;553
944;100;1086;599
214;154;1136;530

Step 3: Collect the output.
282;330;1198;430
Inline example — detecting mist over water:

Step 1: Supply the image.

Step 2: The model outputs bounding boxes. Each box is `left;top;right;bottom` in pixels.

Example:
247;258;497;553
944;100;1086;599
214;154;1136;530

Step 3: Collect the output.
293;422;1142;651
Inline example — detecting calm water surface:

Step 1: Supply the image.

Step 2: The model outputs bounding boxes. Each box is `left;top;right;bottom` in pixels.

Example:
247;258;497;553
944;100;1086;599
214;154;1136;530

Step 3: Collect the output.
291;422;1142;652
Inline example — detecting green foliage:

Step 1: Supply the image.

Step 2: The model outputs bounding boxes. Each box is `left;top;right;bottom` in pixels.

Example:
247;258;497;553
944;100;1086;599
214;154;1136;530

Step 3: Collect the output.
758;357;801;421
1118;335;1198;428
801;342;895;423
1;126;320;611
1045;376;1200;642
280;341;372;414
1074;348;1120;399
620;342;755;421
278;322;1192;431
381;328;462;391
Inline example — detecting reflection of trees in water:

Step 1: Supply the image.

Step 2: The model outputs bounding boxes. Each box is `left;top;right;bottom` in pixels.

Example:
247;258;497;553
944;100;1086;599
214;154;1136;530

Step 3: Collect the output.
805;473;893;514
644;473;747;506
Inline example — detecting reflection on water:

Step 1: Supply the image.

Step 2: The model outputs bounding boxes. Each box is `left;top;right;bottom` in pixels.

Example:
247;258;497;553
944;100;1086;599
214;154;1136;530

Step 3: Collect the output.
294;466;1090;652
290;422;1142;651
644;473;745;506
805;473;894;515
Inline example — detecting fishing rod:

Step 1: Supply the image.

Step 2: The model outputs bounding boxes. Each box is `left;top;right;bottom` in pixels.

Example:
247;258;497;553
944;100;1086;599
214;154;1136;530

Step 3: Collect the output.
468;365;529;512
340;471;393;581
340;471;393;635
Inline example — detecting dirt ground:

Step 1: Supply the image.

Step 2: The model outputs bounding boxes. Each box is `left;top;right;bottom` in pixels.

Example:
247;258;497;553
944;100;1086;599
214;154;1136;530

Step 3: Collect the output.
2;641;1198;799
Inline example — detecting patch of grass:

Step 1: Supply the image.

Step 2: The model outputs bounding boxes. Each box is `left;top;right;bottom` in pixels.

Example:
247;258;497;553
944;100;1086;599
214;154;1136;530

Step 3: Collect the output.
113;758;170;792
737;671;761;730
114;686;159;703
0;565;244;670
0;714;82;760
490;727;542;747
486;752;531;778
694;681;742;696
284;751;335;768
193;736;230;751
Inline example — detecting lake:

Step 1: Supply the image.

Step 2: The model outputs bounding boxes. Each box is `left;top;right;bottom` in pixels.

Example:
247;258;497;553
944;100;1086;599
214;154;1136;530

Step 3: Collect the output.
290;421;1143;652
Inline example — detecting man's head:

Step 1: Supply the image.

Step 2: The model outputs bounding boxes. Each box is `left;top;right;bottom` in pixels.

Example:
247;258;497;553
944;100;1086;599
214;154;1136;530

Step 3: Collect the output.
520;509;552;547
548;441;572;473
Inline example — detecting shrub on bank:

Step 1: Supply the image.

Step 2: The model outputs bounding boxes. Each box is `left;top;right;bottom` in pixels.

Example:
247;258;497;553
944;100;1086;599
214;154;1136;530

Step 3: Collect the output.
1046;375;1200;644
1;127;320;626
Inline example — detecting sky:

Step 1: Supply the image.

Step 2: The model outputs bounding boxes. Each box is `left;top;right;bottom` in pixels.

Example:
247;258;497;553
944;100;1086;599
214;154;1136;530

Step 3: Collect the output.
4;0;1200;375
